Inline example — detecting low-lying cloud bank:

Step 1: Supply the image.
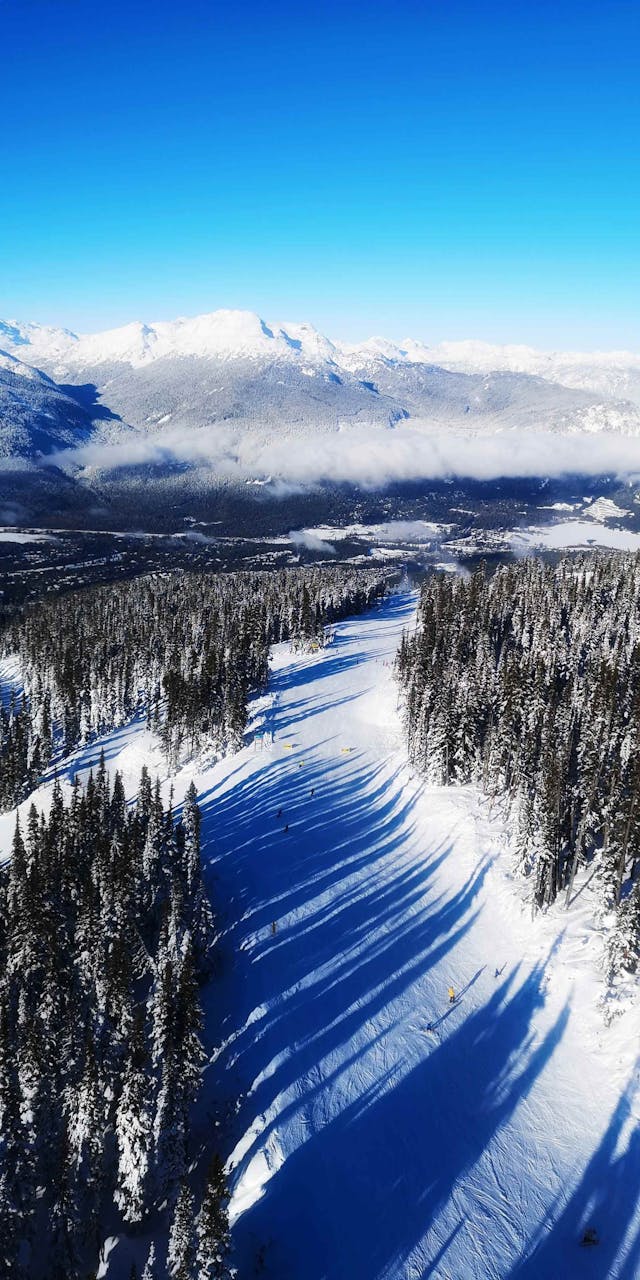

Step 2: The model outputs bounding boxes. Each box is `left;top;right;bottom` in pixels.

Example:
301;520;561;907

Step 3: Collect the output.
288;529;338;555
50;422;640;488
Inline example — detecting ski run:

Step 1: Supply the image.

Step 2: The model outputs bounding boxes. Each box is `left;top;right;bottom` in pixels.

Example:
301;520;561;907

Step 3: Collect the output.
2;589;640;1278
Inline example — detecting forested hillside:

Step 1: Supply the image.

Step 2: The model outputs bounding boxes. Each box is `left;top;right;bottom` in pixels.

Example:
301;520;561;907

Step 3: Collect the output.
396;553;640;978
0;565;392;810
0;563;394;1278
0;767;226;1279
2;569;639;1277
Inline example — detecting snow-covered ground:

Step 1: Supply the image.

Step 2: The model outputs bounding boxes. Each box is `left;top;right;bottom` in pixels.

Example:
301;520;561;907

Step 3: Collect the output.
291;520;453;545
512;522;640;552
2;593;639;1277
0;529;55;543
582;496;632;523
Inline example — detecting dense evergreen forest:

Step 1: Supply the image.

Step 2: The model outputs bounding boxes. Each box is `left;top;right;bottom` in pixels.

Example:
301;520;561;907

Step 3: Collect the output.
0;563;394;1277
0;764;228;1279
396;553;640;979
0;565;392;811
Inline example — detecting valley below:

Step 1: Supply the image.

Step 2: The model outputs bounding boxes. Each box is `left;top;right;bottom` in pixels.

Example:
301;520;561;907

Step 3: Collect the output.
4;309;640;548
2;472;640;606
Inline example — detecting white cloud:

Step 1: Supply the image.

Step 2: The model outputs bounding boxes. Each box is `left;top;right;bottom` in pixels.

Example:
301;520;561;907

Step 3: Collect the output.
288;529;337;555
171;529;219;545
50;422;640;490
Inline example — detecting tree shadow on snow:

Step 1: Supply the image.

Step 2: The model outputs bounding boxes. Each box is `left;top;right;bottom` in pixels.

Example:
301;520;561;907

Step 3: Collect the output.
233;960;569;1280
271;650;375;695
190;596;600;1280
191;726;576;1280
507;1074;640;1280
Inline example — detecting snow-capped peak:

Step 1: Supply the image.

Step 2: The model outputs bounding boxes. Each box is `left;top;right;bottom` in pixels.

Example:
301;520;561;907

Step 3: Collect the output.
276;321;338;364
147;309;283;362
0;319;79;365
2;308;640;406
342;336;409;363
0;309;340;373
70;320;158;367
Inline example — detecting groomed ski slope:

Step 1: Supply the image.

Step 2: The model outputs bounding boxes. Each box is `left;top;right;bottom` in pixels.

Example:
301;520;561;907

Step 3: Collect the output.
2;590;640;1277
199;590;640;1279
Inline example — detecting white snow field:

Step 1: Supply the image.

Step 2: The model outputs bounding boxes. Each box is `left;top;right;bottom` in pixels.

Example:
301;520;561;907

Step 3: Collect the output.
2;592;640;1277
512;522;640;553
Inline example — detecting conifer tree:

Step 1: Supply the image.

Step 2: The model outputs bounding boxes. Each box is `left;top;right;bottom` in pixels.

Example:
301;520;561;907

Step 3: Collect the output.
142;1242;158;1280
396;553;640;972
115;1012;153;1223
167;1182;197;1280
195;1154;233;1280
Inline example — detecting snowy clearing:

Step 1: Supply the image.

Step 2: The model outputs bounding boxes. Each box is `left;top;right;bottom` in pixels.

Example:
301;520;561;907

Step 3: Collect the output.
293;520;453;545
2;593;640;1277
0;528;56;543
582;496;632;523
512;521;640;552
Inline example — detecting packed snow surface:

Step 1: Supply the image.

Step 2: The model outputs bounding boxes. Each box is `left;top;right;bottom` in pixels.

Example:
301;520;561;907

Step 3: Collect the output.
2;593;640;1277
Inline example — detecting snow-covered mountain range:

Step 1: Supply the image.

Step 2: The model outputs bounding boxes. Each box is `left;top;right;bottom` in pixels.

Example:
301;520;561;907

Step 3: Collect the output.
3;308;640;528
4;309;640;403
3;309;640;446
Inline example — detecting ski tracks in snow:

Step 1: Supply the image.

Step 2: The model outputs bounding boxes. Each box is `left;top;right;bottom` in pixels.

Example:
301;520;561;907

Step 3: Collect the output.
191;592;640;1279
3;592;638;1276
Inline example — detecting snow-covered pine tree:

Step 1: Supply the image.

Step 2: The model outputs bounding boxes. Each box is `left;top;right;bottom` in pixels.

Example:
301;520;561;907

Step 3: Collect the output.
167;1182;197;1280
0;565;393;807
0;763;219;1272
396;552;640;969
141;1241;158;1280
115;1011;154;1224
195;1154;233;1280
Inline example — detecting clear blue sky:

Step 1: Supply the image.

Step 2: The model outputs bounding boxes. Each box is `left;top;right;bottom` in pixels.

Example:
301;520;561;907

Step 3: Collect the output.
1;0;638;347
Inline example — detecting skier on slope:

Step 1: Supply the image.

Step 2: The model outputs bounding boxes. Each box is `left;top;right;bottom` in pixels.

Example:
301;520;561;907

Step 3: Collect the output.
448;986;456;1004
276;809;283;819
271;921;277;936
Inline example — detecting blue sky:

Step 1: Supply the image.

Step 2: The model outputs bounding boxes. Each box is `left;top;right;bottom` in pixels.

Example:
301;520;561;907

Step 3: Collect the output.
0;0;638;346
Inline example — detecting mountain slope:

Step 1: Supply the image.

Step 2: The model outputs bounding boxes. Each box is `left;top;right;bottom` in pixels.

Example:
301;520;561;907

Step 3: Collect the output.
3;310;640;440
3;591;637;1277
0;349;97;458
423;340;640;406
210;593;640;1279
3;310;640;532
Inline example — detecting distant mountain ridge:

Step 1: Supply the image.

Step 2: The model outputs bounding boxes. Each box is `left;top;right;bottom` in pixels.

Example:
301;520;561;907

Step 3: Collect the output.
2;309;640;447
2;309;640;404
2;308;640;533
